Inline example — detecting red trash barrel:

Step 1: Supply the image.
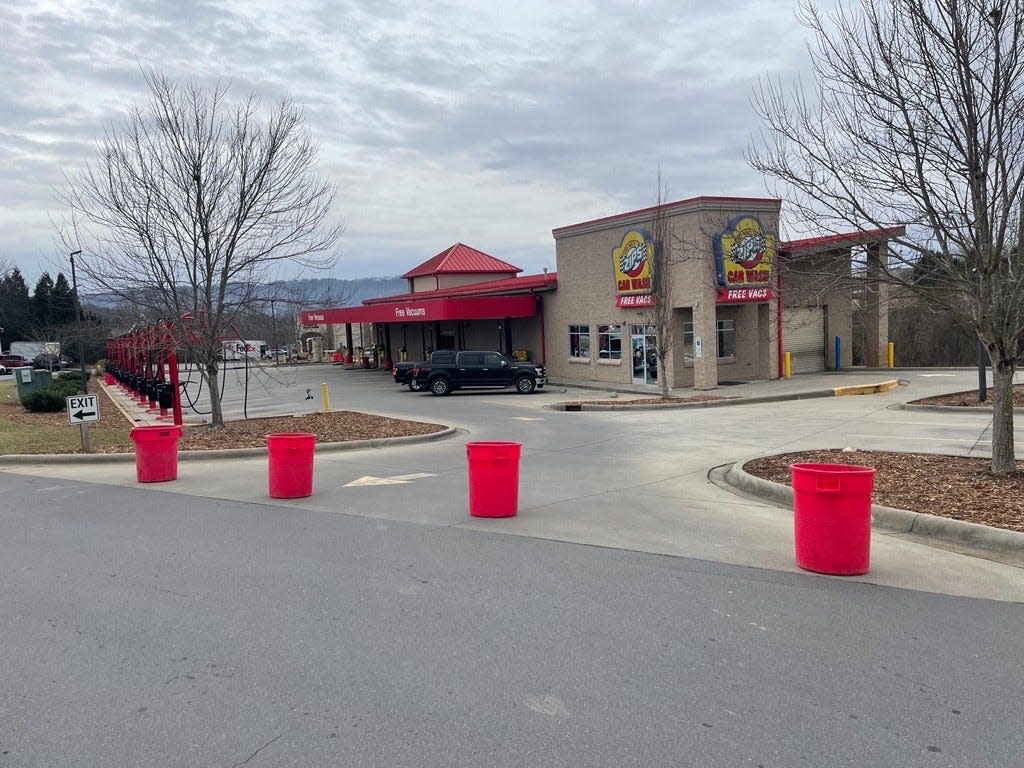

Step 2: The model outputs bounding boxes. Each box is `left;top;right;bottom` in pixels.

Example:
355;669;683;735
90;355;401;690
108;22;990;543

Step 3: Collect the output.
791;463;876;575
467;441;522;518
130;425;183;483
268;432;317;498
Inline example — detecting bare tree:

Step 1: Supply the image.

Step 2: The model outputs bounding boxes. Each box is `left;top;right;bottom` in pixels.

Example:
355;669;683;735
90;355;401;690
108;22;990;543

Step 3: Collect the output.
640;171;675;397
60;70;341;427
749;0;1024;474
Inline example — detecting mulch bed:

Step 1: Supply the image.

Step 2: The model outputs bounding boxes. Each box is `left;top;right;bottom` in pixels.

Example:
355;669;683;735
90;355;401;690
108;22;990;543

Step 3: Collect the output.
743;449;1024;533
2;385;445;454
911;384;1024;408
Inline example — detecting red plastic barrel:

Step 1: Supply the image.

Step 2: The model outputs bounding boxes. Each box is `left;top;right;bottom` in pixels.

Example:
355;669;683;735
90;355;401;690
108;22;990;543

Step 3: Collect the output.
332;351;343;363
267;432;317;498
467;441;522;518
791;463;876;575
130;425;183;483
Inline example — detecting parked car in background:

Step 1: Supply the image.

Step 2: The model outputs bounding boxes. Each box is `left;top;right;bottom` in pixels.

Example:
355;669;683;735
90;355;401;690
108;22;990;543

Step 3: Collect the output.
0;354;29;370
411;350;547;396
392;350;457;391
32;353;67;370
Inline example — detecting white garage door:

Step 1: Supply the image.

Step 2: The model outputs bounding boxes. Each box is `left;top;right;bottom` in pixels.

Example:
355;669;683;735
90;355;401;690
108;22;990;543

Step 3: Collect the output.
783;306;826;373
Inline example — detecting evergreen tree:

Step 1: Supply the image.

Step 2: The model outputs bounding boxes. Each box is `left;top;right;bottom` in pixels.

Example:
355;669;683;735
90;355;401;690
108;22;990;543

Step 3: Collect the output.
32;272;55;330
0;268;32;347
51;273;77;326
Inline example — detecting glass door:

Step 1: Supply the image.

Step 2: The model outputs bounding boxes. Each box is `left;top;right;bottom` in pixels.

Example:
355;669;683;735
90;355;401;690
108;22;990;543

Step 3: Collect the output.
630;324;658;385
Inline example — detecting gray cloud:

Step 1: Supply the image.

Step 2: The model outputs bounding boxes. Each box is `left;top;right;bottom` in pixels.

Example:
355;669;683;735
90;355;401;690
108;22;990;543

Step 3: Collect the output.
1;0;813;284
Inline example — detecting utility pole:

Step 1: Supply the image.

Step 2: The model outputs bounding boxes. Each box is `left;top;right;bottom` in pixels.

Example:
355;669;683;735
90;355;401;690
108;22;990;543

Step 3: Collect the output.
69;250;90;452
270;298;279;365
978;340;988;403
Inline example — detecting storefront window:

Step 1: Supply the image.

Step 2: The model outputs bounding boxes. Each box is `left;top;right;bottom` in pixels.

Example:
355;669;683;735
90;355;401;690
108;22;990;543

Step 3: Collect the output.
569;324;590;358
717;319;736;358
597;324;622;359
682;320;735;360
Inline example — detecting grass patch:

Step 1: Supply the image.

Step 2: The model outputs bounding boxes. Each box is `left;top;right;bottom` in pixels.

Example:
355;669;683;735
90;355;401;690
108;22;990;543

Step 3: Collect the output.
0;381;132;455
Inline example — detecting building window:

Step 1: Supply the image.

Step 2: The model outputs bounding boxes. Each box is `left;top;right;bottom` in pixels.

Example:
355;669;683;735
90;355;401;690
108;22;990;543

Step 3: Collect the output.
717;319;736;358
682;320;736;360
597;324;622;359
569;325;590;358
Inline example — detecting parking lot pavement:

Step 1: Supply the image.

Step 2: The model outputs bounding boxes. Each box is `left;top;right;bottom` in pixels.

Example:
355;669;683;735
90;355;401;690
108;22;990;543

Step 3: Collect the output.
5;367;1023;602
4;470;1022;768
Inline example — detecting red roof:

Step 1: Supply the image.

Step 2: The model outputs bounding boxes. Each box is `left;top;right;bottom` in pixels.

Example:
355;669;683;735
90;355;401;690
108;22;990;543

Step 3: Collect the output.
401;243;522;279
365;272;556;305
780;227;905;254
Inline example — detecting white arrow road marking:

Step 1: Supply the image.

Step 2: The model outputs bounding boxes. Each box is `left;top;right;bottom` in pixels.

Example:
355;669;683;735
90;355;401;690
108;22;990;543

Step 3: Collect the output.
512;416;545;421
344;472;437;487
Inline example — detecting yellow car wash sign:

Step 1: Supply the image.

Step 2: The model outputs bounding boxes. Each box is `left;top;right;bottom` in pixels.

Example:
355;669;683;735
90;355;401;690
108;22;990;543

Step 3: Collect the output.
714;216;775;302
613;229;654;294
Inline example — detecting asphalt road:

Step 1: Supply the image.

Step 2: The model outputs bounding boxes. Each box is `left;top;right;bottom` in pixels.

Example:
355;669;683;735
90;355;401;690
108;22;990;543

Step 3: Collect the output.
2;366;1022;766
2;473;1021;768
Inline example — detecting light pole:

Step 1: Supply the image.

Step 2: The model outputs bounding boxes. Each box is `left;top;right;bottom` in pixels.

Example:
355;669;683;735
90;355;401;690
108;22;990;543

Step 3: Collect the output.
69;249;89;453
69;251;88;394
270;298;279;365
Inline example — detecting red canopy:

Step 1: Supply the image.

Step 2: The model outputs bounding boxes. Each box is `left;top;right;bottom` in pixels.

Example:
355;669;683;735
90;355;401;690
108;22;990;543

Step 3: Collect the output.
302;294;539;327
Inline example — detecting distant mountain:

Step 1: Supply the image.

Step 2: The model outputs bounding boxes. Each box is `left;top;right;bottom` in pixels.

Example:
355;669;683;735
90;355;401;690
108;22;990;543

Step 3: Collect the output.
277;277;406;306
82;276;407;310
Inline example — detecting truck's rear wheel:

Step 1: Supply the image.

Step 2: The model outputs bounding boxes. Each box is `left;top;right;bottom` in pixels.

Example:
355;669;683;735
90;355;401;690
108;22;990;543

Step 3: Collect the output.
431;377;451;396
515;375;536;394
408;379;422;391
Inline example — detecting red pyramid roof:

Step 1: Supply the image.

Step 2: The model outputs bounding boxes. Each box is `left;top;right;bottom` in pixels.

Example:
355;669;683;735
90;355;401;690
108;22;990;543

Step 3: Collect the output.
401;243;522;279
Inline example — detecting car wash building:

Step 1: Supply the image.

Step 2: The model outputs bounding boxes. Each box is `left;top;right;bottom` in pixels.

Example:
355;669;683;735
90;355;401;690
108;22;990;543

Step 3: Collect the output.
300;243;556;366
301;196;898;389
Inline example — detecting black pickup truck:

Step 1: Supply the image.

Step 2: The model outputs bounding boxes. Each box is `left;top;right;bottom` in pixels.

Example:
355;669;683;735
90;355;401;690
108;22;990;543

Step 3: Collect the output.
411;350;547;396
392;350;458;391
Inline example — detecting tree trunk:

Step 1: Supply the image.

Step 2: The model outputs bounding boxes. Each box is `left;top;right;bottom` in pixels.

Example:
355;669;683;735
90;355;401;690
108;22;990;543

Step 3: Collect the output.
204;361;225;428
990;360;1017;475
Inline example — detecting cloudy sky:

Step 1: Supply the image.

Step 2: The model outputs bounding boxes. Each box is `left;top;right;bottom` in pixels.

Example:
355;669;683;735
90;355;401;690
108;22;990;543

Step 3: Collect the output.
2;0;816;286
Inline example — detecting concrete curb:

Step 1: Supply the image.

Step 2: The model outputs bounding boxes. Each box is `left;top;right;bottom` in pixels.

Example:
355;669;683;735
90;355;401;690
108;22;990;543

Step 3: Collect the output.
547;381;904;411
0;427;458;466
724;460;1024;566
833;379;901;396
893;402;1024;414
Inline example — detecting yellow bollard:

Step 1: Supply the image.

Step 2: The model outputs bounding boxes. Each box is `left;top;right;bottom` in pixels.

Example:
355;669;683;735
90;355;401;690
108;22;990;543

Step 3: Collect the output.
321;382;331;411
887;342;895;368
784;351;792;379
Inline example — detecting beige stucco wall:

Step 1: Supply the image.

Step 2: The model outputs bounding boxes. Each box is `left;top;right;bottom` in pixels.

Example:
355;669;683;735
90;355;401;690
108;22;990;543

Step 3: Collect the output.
437;273;516;290
410;273;519;293
547;198;782;389
410;276;437;292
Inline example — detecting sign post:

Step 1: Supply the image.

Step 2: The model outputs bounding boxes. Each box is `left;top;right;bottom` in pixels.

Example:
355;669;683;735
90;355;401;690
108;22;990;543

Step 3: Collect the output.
67;394;99;453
